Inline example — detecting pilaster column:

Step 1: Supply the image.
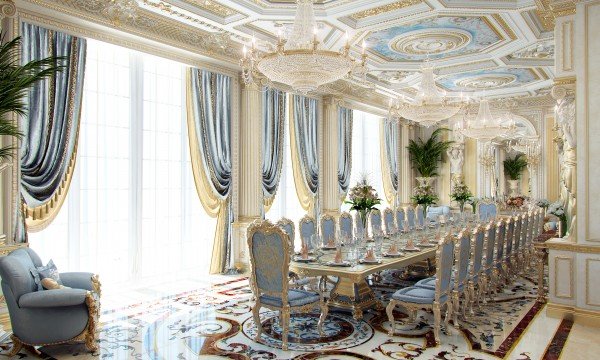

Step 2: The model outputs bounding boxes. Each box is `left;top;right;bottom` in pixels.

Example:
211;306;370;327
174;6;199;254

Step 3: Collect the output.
321;96;341;215
232;81;262;270
399;122;412;204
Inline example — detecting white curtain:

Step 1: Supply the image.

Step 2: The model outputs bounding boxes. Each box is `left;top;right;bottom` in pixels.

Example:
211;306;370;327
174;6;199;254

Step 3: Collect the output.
29;40;216;286
342;110;387;210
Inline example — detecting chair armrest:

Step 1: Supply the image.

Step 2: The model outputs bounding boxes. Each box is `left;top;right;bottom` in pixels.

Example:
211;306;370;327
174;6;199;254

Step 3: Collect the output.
19;288;89;308
60;272;97;292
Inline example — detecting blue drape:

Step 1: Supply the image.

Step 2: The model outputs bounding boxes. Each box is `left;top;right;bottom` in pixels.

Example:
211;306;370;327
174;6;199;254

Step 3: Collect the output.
19;23;86;236
338;107;352;195
262;88;286;202
383;120;398;192
292;95;319;194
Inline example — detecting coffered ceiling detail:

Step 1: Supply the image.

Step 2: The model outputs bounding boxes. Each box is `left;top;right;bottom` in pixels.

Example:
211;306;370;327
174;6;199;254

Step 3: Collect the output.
17;0;565;101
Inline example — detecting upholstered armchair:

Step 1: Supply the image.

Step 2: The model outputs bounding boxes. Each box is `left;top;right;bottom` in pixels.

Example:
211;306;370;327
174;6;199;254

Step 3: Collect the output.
0;248;100;355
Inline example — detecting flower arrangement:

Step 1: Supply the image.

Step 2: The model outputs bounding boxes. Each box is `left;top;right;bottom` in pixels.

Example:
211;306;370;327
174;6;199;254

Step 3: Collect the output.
548;201;567;237
345;174;381;230
411;185;439;207
467;197;478;214
450;182;473;212
506;195;526;209
536;199;550;209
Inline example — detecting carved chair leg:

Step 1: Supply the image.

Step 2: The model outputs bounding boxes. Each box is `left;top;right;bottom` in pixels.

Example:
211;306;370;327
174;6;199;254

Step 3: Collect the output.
452;292;460;328
317;302;328;336
386;300;397;336
8;335;23;357
281;306;290;351
444;302;452;335
433;303;441;345
252;303;262;341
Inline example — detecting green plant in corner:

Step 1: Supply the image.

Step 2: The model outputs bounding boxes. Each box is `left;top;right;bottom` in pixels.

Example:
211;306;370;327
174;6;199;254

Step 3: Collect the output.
0;34;64;162
503;153;528;180
407;128;454;177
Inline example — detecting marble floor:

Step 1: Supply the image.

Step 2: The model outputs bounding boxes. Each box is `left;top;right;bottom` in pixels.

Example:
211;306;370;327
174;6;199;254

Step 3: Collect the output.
0;271;597;360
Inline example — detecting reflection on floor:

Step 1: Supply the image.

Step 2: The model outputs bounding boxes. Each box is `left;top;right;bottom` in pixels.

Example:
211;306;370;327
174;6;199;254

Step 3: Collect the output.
0;271;595;359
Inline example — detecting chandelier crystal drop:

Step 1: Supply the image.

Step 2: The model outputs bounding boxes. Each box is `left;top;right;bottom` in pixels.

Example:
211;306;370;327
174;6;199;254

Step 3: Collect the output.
460;99;515;141
240;0;365;94
388;65;464;127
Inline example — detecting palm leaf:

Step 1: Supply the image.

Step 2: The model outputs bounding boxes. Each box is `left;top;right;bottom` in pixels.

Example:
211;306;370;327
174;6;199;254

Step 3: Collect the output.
503;154;528;180
407;128;454;177
0;33;65;161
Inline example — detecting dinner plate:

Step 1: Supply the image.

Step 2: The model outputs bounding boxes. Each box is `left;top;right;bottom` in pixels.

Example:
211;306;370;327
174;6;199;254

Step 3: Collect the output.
294;256;316;262
325;261;351;267
321;246;337;250
418;243;437;248
402;247;421;252
359;258;382;264
383;252;404;257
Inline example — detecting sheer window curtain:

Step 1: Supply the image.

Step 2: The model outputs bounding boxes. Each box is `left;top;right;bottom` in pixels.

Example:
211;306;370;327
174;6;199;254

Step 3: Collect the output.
342;110;387;211
29;39;215;286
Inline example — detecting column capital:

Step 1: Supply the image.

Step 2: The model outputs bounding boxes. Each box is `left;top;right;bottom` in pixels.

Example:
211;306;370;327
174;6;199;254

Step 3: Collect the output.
0;1;16;20
322;95;344;107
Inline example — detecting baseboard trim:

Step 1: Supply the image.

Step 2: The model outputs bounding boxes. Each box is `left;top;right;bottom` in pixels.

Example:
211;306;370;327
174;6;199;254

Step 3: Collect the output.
546;302;600;327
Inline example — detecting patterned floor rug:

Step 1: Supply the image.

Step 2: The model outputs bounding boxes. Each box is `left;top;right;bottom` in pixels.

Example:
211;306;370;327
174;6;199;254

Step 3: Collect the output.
0;271;545;359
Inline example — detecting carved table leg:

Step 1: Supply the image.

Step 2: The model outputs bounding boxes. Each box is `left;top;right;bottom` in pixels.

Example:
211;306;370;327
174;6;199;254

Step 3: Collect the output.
536;247;548;303
328;276;379;320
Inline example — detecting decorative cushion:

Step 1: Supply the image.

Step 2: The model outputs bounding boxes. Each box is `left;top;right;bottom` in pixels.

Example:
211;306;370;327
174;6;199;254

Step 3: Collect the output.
260;289;320;308
415;276;460;291
41;278;70;290
30;259;63;291
391;286;447;304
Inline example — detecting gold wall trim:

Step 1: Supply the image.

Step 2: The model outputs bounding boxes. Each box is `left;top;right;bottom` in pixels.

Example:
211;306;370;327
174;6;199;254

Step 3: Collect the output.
546;302;600;327
553;256;574;299
546;241;600;254
349;0;422;20
554;76;576;86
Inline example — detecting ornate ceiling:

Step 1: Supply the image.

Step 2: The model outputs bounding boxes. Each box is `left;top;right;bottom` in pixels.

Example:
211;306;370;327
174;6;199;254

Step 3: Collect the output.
17;0;574;104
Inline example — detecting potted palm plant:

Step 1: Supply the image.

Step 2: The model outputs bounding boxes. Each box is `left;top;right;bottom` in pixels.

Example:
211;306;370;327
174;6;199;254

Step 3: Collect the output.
407;128;454;187
503;154;528;196
0;34;64;167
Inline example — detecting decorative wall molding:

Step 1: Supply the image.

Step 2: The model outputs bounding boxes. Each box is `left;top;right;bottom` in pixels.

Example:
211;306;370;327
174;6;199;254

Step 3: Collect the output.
0;0;16;19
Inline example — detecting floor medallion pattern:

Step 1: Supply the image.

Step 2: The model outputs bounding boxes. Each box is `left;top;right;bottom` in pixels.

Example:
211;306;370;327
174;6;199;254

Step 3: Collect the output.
0;272;572;359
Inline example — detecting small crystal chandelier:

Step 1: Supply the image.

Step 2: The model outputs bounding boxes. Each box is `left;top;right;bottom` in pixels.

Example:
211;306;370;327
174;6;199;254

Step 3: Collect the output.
240;0;366;94
388;64;464;127
459;98;515;141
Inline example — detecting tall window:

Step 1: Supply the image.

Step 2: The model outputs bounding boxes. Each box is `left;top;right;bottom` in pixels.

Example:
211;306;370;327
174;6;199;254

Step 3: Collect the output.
29;40;215;285
343;110;387;211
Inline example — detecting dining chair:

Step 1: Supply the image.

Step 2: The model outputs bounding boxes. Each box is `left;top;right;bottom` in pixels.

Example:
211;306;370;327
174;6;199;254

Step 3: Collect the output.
477;200;498;222
395;208;406;233
480;220;496;302
339;212;353;239
383;207;396;235
299;215;317;250
386;234;455;344
503;217;516;285
247;220;328;351
320;213;336;246
467;226;486;314
416;205;425;229
369;209;383;237
452;229;472;324
406;206;416;231
510;214;523;281
277;218;296;254
493;218;507;293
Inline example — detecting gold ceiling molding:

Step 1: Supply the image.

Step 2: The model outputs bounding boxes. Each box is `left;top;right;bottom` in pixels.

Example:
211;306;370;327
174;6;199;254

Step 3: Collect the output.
349;0;422;20
21;0;242;64
177;0;240;17
554;76;576;86
535;0;577;31
491;14;517;40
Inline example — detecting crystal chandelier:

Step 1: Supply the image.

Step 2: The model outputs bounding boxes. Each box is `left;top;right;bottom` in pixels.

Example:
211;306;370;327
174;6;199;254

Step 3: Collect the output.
388;64;464;127
240;0;365;94
459;98;514;141
103;0;138;25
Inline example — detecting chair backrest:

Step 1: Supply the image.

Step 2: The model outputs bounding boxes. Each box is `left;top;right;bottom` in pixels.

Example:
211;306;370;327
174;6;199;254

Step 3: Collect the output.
526;212;535;246
320;213;336;245
370;209;382;235
505;217;515;257
0;248;43;302
339;212;353;239
477;200;498;221
455;230;472;290
521;213;530;248
299;215;316;249
406;206;416;230
395;208;405;232
383;208;396;234
434;234;455;302
513;215;523;252
484;221;497;269
426;205;450;220
496;219;507;262
470;226;486;278
277;218;295;255
247;220;289;298
416;205;425;228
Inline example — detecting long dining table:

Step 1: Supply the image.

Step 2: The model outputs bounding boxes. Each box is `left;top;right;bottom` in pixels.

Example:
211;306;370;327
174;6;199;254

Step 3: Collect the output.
289;240;437;320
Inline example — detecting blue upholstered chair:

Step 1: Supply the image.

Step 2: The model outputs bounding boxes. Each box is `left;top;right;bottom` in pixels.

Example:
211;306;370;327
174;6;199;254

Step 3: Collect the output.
406;206;416;231
299;215;317;250
277;218;296;254
426;205;450;221
369;209;383;237
383;208;396;235
247;220;328;350
481;221;497;302
339;212;353;239
451;229;472;324
501;217;515;286
395;208;406;233
416;205;425;229
0;248;100;355
507;215;521;281
477;200;498;221
320;213;336;246
493;218;508;291
467;226;486;314
386;234;455;344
